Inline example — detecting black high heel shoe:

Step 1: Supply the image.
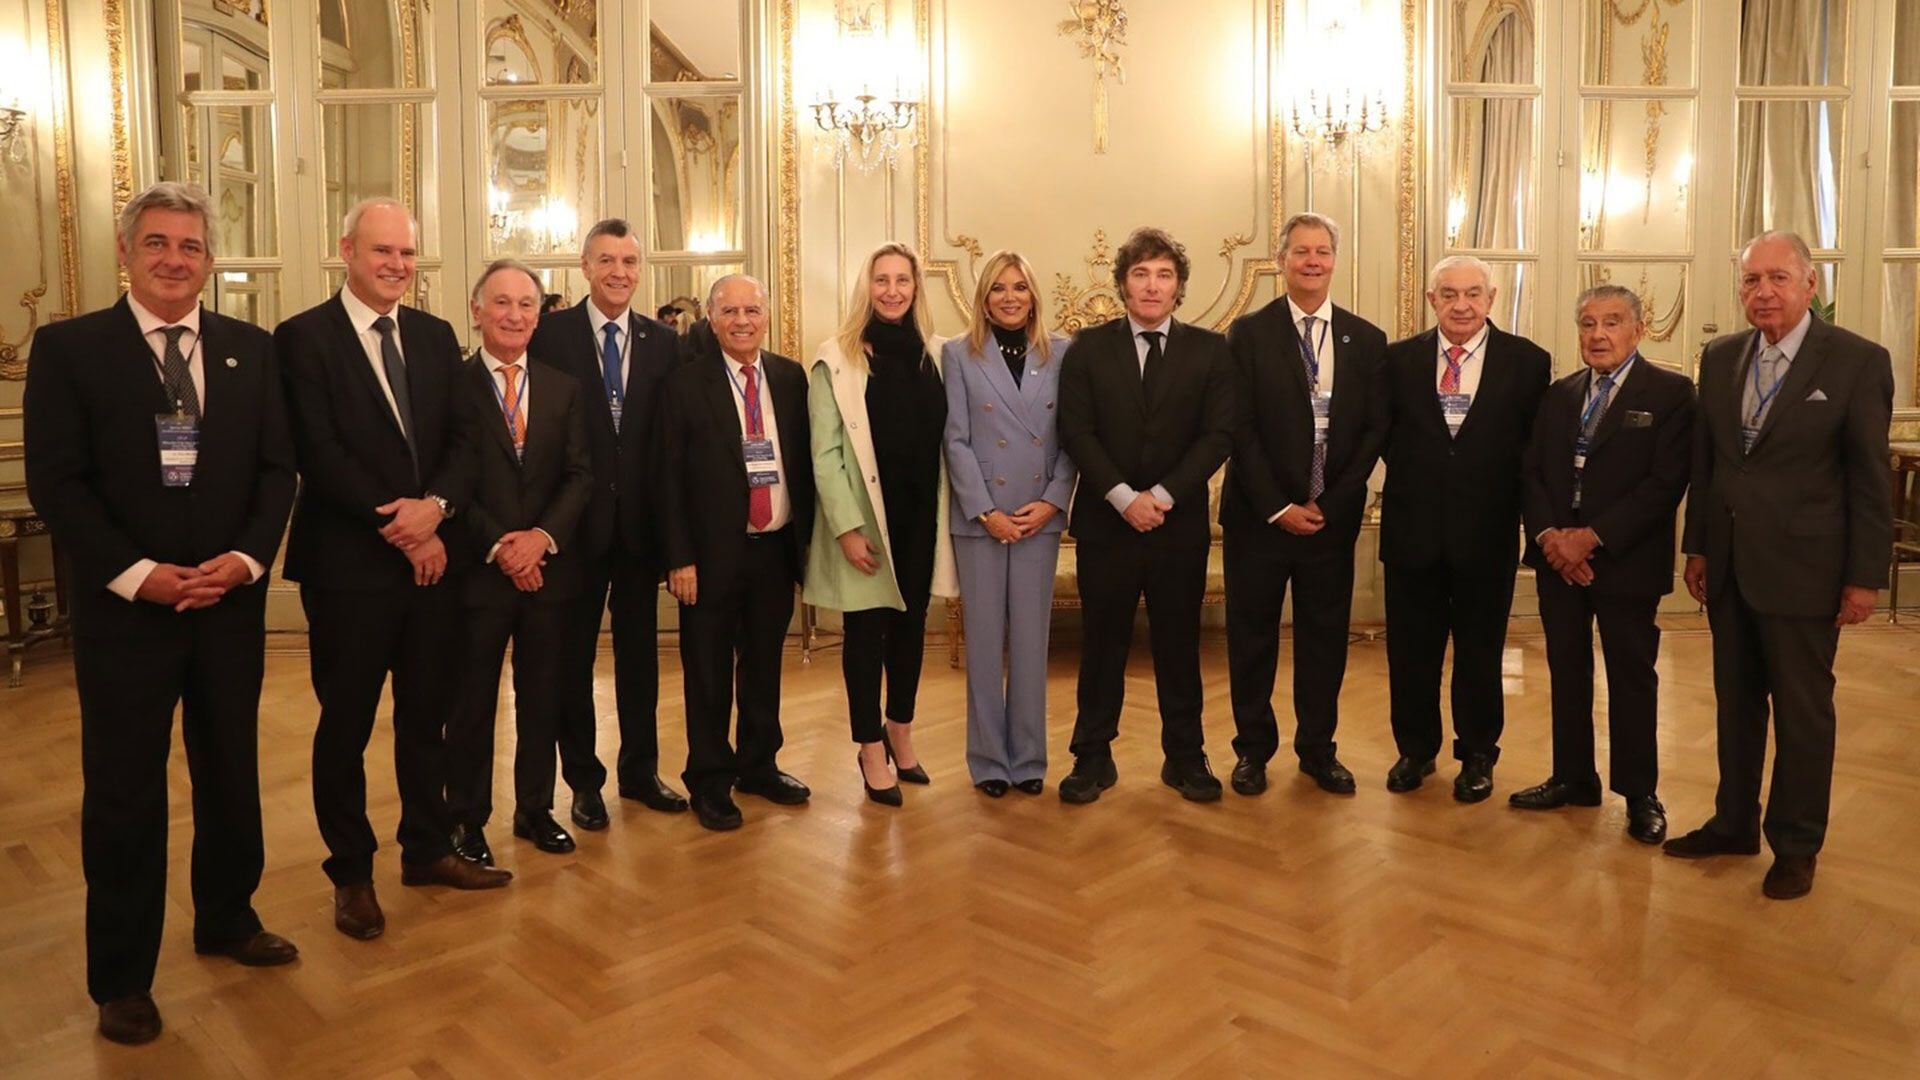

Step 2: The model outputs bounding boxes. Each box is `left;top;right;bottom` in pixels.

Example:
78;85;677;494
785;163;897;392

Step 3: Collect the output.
882;727;931;785
859;753;903;807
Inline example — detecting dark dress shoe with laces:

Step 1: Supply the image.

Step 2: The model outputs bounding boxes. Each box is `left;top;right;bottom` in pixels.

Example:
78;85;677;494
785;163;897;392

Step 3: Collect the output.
1762;854;1816;900
571;789;610;831
1626;795;1667;844
1509;776;1603;810
1059;756;1118;804
512;811;577;854
402;853;513;889
1300;756;1357;795
1161;756;1224;802
735;770;811;805
195;929;299;967
1386;756;1436;793
692;789;744;831
975;779;1009;798
451;823;493;866
618;773;690;813
98;994;162;1045
1230;756;1267;796
333;882;384;940
1662;825;1762;858
1014;778;1045;796
1453;754;1496;803
883;729;931;784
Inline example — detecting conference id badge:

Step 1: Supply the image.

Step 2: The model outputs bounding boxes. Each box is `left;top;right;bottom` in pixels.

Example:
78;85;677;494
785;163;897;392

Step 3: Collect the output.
1439;392;1472;436
743;437;780;488
155;413;199;487
1311;392;1332;446
608;393;624;435
1573;435;1590;473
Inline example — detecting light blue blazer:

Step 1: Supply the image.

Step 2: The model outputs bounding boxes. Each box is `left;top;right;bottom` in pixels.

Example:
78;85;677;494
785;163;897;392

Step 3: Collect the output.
942;334;1078;535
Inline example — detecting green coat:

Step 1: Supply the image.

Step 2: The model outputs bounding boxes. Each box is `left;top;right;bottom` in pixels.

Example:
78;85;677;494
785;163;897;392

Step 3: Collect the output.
803;336;959;612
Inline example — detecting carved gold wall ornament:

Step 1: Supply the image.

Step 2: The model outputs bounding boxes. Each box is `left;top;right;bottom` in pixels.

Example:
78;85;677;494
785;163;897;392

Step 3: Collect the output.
775;0;801;353
1056;0;1128;154
1050;229;1126;335
1397;0;1419;337
0;287;49;380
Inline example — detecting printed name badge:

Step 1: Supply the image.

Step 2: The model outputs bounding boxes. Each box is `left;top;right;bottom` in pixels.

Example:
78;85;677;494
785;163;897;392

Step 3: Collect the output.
743;437;780;487
1439;392;1472;436
155;413;199;487
608;393;624;435
1741;425;1759;453
1573;435;1590;472
1311;391;1333;445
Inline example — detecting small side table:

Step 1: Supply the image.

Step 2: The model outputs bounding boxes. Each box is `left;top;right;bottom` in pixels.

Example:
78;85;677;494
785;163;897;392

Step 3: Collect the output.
0;505;70;687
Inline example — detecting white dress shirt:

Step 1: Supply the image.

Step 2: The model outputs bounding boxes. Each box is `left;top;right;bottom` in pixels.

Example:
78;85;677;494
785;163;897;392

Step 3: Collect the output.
479;348;557;560
586;300;633;392
1272;296;1337;523
1434;321;1492;398
337;284;408;428
1742;309;1813;430
107;296;264;601
1106;315;1177;515
723;350;792;532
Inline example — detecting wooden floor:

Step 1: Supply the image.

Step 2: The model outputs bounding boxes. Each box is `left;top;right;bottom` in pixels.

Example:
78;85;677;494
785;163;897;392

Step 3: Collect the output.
2;618;1918;1078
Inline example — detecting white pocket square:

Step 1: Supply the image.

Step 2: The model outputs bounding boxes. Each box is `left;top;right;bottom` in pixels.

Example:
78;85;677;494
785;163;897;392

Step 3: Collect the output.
1806;389;1828;402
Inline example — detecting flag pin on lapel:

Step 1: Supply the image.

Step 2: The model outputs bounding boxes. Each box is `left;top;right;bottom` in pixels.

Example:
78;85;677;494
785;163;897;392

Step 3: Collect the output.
225;357;238;368
1341;335;1351;343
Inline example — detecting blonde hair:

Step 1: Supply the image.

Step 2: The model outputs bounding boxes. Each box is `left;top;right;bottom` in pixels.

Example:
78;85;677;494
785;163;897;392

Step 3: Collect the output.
834;242;935;371
964;250;1054;363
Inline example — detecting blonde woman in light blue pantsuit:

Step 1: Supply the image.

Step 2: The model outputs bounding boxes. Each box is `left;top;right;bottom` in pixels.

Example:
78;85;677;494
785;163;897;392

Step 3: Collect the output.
943;251;1077;797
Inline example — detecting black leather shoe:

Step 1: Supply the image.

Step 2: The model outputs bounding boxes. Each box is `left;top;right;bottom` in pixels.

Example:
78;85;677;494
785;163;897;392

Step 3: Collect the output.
571;789;609;831
1299;756;1357;795
975;779;1009;798
1626;795;1667;845
1508;776;1603;810
1229;755;1267;796
194;929;299;967
618;773;690;814
1014;778;1045;796
1386;756;1436;793
859;754;903;807
735;770;810;805
1663;824;1761;859
1058;756;1118;804
98;994;162;1045
1453;754;1496;803
512;811;577;854
451;823;493;866
883;727;931;785
1762;854;1816;900
1161;756;1224;802
692;789;744;831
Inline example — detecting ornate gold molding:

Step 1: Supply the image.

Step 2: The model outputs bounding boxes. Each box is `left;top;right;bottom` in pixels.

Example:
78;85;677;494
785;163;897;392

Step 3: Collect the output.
105;0;134;218
775;0;800;353
1050;229;1124;334
1056;0;1129;155
47;0;80;320
0;288;49;379
914;0;970;321
1397;0;1419;337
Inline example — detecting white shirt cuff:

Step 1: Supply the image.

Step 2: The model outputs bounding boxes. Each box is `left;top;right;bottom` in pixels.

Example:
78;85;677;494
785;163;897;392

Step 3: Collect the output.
1104;483;1139;514
485;540;503;564
534;528;559;555
1269;504;1295;524
1149;484;1173;506
232;552;265;584
108;559;159;602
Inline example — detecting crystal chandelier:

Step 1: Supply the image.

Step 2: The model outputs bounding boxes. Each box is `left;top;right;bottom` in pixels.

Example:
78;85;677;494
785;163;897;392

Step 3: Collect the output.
1285;18;1389;147
811;3;918;172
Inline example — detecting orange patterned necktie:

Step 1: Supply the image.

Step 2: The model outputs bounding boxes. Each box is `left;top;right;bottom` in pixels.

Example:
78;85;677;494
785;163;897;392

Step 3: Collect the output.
500;362;526;451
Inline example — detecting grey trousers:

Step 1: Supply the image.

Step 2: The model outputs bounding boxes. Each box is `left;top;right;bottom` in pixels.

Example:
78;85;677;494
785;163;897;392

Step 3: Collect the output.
953;533;1062;783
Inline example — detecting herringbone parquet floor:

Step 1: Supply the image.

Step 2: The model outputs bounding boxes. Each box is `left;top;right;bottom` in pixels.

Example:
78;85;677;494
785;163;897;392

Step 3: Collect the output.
2;617;1918;1078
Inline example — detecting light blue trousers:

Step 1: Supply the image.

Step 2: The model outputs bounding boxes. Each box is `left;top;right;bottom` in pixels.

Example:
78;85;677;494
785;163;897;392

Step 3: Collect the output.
953;533;1061;783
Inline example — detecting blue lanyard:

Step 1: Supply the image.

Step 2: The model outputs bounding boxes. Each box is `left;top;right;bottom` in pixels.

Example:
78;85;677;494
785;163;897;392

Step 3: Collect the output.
1297;315;1330;389
724;361;764;432
1747;337;1789;425
487;363;525;439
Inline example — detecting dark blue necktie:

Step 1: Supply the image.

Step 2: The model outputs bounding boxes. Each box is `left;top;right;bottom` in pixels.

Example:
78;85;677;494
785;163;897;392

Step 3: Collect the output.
601;321;623;404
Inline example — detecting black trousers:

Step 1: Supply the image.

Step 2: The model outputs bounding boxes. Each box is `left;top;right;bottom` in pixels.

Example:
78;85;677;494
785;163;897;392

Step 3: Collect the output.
679;533;795;799
1706;566;1842;857
1068;538;1209;764
303;582;458;886
1384;558;1517;762
555;549;663;795
444;598;569;825
1534;572;1661;798
843;600;930;743
1224;527;1356;765
75;620;266;1003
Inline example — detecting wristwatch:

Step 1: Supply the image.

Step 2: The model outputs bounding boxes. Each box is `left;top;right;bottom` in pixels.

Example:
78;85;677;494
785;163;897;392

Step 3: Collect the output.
425;492;454;519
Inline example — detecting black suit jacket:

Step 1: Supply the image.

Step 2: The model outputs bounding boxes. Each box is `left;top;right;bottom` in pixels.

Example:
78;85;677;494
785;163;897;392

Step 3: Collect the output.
653;350;813;587
277;294;470;591
1378;324;1552;570
24;297;296;637
528;300;680;565
1682;318;1894;617
1521;357;1695;596
451;355;593;607
1057;316;1236;548
1221;299;1391;539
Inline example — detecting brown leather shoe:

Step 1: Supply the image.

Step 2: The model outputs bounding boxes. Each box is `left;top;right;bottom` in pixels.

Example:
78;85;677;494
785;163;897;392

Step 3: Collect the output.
98;994;161;1045
401;853;513;890
334;882;385;940
1762;854;1817;900
194;929;299;967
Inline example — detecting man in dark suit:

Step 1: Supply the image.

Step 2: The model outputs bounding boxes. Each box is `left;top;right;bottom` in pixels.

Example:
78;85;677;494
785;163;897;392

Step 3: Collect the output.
1379;255;1551;802
655;274;814;831
1056;226;1237;805
278;198;512;943
24;182;299;1045
528;218;687;828
442;259;593;860
1221;212;1390;798
1513;283;1695;844
1666;230;1894;899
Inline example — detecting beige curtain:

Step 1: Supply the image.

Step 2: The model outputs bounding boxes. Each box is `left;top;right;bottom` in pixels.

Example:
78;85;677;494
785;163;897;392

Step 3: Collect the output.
1734;0;1830;245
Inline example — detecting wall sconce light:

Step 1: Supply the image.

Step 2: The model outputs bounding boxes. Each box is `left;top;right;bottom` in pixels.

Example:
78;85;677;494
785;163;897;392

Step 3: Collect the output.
1445;193;1468;248
1285;17;1388;147
486;185;578;254
0;98;27;167
811;2;918;172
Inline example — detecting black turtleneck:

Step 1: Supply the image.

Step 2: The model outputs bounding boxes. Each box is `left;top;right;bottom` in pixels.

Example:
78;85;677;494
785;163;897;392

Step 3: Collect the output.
861;318;947;502
991;324;1029;387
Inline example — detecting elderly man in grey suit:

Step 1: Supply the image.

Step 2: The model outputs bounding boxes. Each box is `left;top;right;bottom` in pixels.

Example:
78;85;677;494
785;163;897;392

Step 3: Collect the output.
1665;230;1894;900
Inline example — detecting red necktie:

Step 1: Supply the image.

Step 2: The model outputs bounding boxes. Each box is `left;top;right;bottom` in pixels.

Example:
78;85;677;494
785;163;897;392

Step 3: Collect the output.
742;362;772;530
1440;345;1464;395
